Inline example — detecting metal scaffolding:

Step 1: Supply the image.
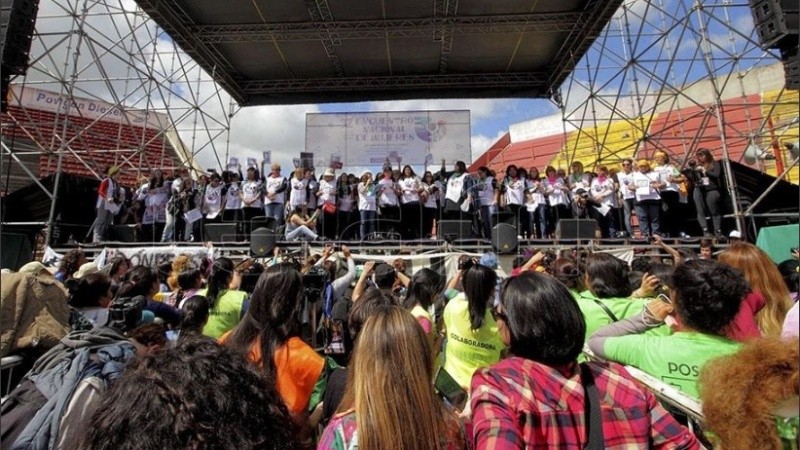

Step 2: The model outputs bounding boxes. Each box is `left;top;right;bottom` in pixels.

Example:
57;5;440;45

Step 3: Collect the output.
555;0;799;233
0;0;236;246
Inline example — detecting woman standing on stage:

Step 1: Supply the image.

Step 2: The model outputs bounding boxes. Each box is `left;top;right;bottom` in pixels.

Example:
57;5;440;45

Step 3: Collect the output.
525;167;547;239
377;166;401;235
317;168;338;239
690;148;724;237
399;165;423;239
421;171;441;238
543;165;570;237
138;169;169;242
241;167;264;236
203;172;225;226
629;159;665;238
336;172;356;239
653;150;685;237
589;165;619;238
502;165;526;237
358;171;378;239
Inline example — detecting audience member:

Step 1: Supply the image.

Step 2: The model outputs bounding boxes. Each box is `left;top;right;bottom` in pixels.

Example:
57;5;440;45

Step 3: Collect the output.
55;249;86;282
471;272;698;449
116;266;182;328
319;307;468;450
66;272;113;329
588;259;748;398
197;257;247;339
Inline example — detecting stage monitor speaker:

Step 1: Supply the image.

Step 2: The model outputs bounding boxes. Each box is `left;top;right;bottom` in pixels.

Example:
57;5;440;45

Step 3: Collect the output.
491;223;518;254
749;0;799;50
204;223;237;243
108;225;136;243
250;227;276;257
555;219;597;240
1;0;40;75
491;211;516;227
438;220;475;241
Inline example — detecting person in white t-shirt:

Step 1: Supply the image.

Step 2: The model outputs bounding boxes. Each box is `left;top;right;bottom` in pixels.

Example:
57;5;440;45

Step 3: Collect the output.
203;172;225;225
398;165;423;239
263;162;288;227
525;167;547;239
337;173;358;239
589;165;619;238
317;168;338;239
357;171;378;239
616;158;636;237
653;151;685;238
542;166;570;237
421;171;441;238
240;167;264;234
501;165;526;236
473;166;498;239
628;159;665;238
288;168;308;214
377;166;400;235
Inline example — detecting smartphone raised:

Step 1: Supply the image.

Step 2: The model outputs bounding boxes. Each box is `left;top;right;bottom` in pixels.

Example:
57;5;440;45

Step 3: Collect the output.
434;367;468;411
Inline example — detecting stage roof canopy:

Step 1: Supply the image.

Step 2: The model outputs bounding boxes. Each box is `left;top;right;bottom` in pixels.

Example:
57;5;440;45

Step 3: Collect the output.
135;0;622;106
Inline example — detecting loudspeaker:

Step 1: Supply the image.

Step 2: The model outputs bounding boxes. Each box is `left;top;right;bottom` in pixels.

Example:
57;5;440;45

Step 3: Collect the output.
491;211;516;227
491;223;518;254
781;46;799;90
1;0;39;75
250;227;276;257
250;216;276;232
204;223;238;242
438;220;475;240
555;219;598;240
108;224;136;243
749;0;799;49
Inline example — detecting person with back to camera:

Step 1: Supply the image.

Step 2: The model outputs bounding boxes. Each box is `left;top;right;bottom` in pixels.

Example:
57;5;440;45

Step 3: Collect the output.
196;257;247;339
441;259;504;391
318;307;468;450
470;271;699;449
588;259;748;398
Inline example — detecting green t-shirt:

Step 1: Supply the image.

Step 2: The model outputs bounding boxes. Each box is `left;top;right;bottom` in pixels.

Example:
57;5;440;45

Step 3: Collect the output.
198;288;246;339
442;294;504;390
577;292;649;340
602;331;741;398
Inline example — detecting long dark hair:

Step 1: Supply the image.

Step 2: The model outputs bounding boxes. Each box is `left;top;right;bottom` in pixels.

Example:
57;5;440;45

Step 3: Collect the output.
224;263;304;381
463;264;497;330
402;268;444;311
585;253;632;298
116;266;157;299
58;249;84;279
179;295;210;334
206;258;234;307
67;272;111;308
175;268;202;307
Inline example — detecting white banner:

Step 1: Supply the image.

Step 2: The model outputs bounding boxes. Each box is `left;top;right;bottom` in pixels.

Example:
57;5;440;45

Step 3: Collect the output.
95;246;216;270
306;111;471;167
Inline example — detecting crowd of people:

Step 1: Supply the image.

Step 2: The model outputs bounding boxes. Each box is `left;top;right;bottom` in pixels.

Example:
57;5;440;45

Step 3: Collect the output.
91;148;729;243
1;237;797;449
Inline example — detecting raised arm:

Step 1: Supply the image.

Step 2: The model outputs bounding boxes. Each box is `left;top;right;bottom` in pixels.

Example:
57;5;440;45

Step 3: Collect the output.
352;260;376;303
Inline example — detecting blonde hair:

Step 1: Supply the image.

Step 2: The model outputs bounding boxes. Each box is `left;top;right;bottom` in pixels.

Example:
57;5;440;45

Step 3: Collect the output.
338;307;456;450
718;242;793;336
167;254;193;291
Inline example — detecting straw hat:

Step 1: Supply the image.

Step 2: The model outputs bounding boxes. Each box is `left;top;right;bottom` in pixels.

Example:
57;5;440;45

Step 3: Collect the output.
323;168;335;178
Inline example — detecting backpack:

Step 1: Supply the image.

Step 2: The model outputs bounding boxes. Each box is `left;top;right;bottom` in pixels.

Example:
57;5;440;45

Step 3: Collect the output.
1;274;70;359
0;327;136;450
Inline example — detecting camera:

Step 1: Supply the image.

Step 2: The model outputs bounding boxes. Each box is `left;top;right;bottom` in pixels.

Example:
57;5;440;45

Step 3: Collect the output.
108;295;147;332
302;266;329;301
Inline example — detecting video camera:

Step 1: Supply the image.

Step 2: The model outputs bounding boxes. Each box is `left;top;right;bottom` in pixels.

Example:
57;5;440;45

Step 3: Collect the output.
108;295;147;332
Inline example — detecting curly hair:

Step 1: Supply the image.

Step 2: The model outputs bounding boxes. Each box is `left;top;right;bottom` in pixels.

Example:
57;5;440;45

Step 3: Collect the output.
58;249;85;280
672;259;749;336
167;254;194;291
79;337;296;450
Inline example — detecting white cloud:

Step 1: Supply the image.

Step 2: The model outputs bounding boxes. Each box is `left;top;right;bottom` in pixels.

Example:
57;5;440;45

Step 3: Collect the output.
471;130;507;162
365;98;516;121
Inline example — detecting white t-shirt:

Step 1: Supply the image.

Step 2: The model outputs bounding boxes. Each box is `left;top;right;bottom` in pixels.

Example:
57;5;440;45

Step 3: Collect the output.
590;177;618;207
525;179;546;211
317;179;336;206
544;177;568;206
339;185;355;212
224;182;242;210
358;182;377;211
477;176;496;207
289;177;308;207
631;171;662;202
654;164;680;193
423;182;439;208
504;177;526;206
204;184;224;219
399;177;421;203
265;175;286;204
377;178;398;207
569;173;593;193
241;180;263;208
616;171;636;200
446;173;468;204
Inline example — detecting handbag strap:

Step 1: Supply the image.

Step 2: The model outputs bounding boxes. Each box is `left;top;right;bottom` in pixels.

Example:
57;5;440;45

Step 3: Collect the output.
591;298;619;323
580;363;605;450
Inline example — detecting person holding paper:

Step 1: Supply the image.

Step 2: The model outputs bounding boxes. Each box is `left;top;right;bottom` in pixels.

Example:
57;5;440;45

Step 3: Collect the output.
653;151;685;238
241;167;264;234
590;165;619;238
542;165;570;237
263;162;287;227
138;169;168;242
525;167;547;239
616;158;637;237
92;165;121;243
222;170;243;228
628;159;665;238
689;148;723;237
288;167;308;214
203;172;225;225
501;165;526;236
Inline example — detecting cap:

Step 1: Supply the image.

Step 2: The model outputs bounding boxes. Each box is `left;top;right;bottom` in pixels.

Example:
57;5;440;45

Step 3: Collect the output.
479;252;498;270
108;165;120;176
74;262;99;279
323;168;335;177
728;230;742;239
19;261;48;276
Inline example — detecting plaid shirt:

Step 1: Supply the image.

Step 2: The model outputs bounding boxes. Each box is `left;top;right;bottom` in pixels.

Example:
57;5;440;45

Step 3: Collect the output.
470;357;699;450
